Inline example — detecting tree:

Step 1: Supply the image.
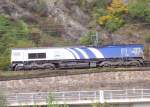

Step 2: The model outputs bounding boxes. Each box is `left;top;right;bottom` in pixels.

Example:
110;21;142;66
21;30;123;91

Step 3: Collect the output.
98;0;128;32
107;0;128;15
128;0;150;23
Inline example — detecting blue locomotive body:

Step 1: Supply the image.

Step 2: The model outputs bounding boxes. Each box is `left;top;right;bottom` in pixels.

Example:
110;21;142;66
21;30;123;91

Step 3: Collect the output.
99;44;144;59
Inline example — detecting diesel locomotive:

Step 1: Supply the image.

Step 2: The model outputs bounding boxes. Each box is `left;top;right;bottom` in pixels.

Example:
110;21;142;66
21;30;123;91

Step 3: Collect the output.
11;44;144;71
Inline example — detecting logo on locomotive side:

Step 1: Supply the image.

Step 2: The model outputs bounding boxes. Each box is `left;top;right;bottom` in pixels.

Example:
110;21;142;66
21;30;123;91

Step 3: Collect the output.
121;48;129;57
131;48;143;56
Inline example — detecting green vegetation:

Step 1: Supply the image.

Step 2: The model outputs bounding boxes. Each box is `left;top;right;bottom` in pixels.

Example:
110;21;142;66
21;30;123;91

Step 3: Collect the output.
97;0;150;32
79;31;103;45
21;93;69;107
79;31;96;45
0;90;7;107
128;0;150;23
145;34;150;43
79;0;150;43
96;0;128;32
0;15;68;70
47;94;69;107
29;103;113;107
92;103;113;107
0;16;34;70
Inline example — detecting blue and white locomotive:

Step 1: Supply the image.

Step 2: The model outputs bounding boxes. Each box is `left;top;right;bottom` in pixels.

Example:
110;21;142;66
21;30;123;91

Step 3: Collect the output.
11;44;144;70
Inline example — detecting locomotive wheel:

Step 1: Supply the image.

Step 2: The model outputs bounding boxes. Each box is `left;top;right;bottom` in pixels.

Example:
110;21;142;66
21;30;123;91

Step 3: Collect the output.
32;66;38;70
127;60;141;67
103;63;111;67
45;65;55;70
30;63;39;70
44;64;55;70
99;61;112;67
15;66;23;71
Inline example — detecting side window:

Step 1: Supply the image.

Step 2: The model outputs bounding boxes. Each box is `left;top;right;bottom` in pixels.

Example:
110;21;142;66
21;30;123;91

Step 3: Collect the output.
28;53;46;59
38;53;46;58
28;53;36;59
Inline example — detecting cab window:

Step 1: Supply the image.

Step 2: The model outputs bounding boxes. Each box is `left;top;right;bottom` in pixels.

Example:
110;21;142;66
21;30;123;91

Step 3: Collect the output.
28;53;46;59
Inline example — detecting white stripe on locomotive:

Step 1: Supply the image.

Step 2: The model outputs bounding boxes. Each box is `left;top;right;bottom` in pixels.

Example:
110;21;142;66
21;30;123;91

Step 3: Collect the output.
75;48;89;59
88;48;104;58
66;48;80;59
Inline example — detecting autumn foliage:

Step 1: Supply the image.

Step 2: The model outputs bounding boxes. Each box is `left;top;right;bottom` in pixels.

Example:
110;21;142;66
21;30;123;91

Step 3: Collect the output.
98;0;128;32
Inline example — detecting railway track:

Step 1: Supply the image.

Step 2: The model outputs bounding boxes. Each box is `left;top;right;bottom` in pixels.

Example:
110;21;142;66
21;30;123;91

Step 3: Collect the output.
143;60;150;67
0;66;150;81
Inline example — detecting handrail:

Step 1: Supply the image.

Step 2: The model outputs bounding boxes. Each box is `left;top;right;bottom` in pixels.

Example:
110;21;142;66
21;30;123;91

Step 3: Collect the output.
4;89;150;106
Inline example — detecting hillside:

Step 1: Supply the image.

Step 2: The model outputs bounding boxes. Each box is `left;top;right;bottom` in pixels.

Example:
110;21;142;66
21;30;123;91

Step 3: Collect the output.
0;0;150;70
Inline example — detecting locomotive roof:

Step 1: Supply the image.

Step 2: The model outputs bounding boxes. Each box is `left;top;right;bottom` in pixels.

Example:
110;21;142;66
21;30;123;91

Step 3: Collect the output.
12;44;144;50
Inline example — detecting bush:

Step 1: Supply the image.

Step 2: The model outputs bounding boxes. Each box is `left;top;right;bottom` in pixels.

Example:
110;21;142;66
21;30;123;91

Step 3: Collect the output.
79;31;96;45
145;8;150;22
128;0;150;22
79;31;102;45
92;0;110;18
145;34;150;43
93;0;111;9
104;16;125;32
107;0;128;15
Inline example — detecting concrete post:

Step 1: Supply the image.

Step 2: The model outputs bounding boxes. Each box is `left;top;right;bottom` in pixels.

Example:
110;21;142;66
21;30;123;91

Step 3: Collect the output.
99;90;104;103
79;92;81;101
32;93;35;105
141;89;143;99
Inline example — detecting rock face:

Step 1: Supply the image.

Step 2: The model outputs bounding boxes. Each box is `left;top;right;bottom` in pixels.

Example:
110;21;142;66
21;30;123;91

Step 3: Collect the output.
1;71;150;93
0;0;30;18
0;0;147;44
45;0;89;40
0;0;89;40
